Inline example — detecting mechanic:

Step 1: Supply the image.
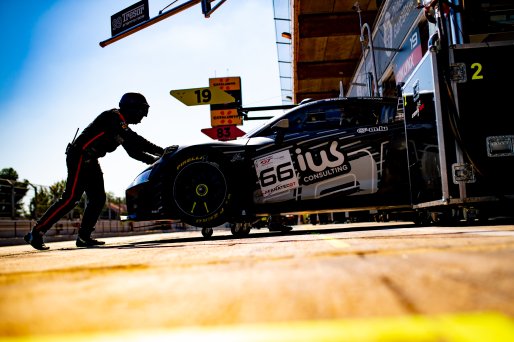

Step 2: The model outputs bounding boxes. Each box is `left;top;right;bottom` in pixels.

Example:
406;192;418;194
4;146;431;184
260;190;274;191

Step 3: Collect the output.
24;92;166;250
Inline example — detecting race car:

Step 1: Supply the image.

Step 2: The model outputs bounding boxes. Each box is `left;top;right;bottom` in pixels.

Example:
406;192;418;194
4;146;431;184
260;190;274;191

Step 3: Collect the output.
126;96;439;237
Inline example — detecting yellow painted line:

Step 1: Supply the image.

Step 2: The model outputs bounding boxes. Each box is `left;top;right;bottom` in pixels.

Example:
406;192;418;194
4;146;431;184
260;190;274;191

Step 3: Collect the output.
319;234;351;248
2;312;513;342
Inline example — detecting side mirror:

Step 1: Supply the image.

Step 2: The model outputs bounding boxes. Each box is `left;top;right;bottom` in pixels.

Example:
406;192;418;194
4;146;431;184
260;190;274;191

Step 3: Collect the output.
271;119;289;144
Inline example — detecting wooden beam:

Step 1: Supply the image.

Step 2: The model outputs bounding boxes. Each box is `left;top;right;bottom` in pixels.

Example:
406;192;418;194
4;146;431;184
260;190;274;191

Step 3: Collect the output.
298;10;377;38
297;59;359;79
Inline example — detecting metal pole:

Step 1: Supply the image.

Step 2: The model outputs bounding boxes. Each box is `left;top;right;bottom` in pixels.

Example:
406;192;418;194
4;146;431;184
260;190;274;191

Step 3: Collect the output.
361;23;379;97
8;180;15;219
29;183;38;218
240;104;297;112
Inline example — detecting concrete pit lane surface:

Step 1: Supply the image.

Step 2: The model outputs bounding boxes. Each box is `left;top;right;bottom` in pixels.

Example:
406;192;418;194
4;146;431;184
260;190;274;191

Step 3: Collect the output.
1;222;514;341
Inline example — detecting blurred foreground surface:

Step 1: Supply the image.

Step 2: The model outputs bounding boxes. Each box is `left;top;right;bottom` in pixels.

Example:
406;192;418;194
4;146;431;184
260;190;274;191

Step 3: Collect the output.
1;222;514;341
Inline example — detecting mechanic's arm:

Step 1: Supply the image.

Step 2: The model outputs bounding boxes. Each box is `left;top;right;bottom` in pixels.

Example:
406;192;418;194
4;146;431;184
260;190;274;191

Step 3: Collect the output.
122;128;165;164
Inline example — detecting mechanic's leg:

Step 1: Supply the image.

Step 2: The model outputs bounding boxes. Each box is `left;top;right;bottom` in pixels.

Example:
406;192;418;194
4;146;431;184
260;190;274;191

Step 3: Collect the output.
25;153;86;250
76;160;106;247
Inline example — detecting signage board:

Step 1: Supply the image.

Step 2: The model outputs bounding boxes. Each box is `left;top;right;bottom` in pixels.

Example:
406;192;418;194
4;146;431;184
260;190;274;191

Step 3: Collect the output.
210;108;242;126
209;77;241;91
209;77;242;127
201;125;246;141
373;0;422;77
111;0;149;37
393;28;423;83
170;87;235;106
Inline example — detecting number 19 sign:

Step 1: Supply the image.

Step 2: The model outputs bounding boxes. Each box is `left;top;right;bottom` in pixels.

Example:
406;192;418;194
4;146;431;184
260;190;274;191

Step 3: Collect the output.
170;87;235;106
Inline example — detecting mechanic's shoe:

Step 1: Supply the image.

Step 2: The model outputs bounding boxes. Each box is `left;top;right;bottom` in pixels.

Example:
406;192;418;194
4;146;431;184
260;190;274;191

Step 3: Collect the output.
24;230;50;250
268;222;293;232
76;236;105;248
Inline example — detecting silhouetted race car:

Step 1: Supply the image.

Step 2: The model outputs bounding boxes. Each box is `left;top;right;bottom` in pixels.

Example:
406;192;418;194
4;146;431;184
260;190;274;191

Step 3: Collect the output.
126;97;439;237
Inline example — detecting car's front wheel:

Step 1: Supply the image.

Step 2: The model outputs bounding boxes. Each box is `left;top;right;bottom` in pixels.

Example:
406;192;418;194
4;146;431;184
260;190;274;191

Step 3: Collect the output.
172;156;232;228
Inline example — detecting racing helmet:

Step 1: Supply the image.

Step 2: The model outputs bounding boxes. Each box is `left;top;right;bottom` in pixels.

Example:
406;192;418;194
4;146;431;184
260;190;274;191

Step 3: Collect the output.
119;92;150;123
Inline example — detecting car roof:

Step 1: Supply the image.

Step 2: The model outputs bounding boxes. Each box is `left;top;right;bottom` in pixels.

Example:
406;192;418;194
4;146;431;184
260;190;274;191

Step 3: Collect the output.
243;96;398;138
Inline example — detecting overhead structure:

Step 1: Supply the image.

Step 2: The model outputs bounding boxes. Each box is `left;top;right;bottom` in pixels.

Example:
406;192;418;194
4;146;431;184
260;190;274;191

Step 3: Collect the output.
100;0;226;48
281;0;379;103
272;0;294;104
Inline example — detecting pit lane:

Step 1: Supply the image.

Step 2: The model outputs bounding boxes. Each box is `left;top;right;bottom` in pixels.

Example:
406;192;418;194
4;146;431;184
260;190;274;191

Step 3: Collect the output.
1;221;514;340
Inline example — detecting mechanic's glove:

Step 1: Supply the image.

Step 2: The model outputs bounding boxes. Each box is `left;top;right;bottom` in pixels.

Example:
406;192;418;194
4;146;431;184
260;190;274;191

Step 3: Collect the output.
163;145;179;155
143;155;161;165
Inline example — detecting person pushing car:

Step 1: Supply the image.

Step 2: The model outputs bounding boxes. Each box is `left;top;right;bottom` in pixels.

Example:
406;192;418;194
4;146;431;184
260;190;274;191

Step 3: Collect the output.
24;92;165;250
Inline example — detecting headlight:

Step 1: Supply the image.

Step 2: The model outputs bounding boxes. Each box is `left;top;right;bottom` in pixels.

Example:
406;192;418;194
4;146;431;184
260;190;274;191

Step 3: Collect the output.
129;169;152;187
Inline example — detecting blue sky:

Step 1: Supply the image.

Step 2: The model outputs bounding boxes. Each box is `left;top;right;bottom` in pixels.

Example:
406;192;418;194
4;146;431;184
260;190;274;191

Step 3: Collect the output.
0;0;283;198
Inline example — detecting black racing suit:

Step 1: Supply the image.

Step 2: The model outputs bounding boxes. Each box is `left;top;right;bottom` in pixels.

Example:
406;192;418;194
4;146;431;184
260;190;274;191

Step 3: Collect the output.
34;109;164;236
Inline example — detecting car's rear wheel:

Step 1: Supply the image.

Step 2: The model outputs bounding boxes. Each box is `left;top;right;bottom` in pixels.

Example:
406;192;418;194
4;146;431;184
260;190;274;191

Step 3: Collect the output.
173;156;232;228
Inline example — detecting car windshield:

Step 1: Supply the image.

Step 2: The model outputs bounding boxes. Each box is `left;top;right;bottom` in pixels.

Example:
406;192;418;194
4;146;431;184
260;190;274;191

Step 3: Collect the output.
242;109;293;138
242;121;272;138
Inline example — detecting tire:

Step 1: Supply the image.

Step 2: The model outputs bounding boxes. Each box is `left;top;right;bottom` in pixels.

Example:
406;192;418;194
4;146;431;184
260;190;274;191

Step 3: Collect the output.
172;154;233;228
230;223;251;237
202;227;214;238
